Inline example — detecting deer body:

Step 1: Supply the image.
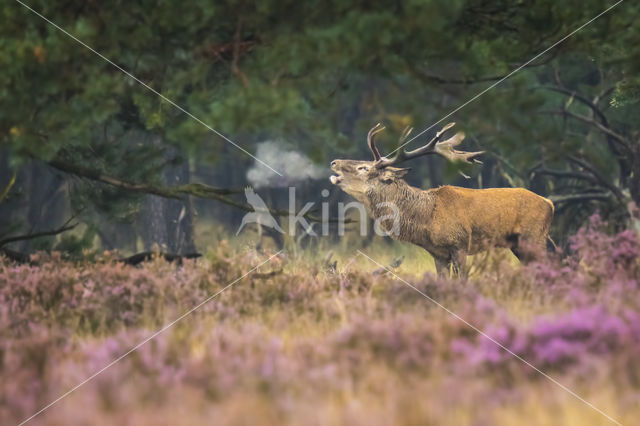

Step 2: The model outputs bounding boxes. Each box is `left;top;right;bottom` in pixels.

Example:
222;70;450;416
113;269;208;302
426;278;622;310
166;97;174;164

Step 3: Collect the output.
330;123;554;276
370;180;552;273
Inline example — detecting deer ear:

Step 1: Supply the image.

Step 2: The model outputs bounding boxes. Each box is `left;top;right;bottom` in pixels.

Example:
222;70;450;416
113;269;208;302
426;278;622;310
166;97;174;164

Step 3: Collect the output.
381;167;410;182
392;167;410;177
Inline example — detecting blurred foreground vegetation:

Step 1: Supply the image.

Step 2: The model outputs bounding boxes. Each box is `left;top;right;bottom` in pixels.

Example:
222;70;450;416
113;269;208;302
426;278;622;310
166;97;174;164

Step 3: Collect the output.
1;218;639;425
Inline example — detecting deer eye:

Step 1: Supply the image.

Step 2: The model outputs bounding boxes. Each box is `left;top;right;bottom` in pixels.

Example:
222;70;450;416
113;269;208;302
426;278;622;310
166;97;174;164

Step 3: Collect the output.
356;165;370;173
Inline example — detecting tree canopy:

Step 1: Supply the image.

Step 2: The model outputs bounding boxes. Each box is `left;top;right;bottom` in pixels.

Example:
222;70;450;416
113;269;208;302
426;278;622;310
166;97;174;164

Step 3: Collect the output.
1;0;639;252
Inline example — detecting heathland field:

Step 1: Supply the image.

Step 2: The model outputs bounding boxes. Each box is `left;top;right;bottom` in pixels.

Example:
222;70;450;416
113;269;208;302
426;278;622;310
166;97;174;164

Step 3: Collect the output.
1;217;639;425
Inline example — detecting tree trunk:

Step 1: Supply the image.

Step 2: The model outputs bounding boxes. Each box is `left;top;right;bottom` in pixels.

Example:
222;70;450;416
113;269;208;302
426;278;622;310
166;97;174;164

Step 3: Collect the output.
140;194;169;251
630;150;640;208
138;140;197;254
22;161;65;251
165;159;196;253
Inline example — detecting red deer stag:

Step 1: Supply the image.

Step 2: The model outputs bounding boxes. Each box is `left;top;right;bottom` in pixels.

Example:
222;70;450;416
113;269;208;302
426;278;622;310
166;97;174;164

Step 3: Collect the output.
330;123;554;277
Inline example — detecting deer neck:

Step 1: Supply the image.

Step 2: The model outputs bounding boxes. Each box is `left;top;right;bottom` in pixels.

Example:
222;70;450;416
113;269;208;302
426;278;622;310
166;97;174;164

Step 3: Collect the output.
365;180;435;222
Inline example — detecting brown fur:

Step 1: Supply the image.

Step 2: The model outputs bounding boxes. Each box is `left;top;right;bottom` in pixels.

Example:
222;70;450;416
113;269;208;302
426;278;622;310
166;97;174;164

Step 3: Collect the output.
330;159;554;276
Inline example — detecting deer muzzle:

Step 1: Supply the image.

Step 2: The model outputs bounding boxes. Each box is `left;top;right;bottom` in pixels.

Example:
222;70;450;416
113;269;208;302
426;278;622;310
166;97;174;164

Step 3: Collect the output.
330;161;343;184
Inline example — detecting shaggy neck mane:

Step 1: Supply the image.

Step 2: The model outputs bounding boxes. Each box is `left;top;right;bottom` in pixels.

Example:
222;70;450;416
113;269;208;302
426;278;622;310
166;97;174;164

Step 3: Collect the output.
365;180;436;227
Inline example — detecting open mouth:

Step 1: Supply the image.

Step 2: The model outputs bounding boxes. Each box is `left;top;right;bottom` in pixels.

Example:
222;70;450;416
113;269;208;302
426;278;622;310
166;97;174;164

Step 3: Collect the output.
330;173;343;184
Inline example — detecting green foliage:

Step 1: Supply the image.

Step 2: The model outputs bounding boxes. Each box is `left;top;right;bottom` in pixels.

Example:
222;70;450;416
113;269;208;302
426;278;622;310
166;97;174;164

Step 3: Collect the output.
52;225;98;258
0;1;628;157
611;79;640;107
1;0;639;239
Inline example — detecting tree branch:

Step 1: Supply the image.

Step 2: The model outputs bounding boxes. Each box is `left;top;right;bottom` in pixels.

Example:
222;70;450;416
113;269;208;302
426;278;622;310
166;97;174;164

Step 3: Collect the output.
539;85;631;186
406;63;507;85
548;193;613;204
536;86;610;124
48;159;243;198
542;109;632;150
0;171;16;203
531;167;596;183
566;155;626;202
0;220;78;248
405;50;558;86
231;16;250;88
592;86;615;106
47;159;341;223
531;159;626;205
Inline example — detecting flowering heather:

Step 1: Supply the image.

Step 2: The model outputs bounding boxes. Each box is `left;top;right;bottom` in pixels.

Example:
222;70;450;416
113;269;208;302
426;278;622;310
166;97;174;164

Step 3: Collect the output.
1;220;639;425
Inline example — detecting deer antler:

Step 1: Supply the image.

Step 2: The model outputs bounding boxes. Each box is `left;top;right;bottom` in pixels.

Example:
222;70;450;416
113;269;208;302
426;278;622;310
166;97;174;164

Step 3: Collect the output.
371;122;484;168
367;123;385;161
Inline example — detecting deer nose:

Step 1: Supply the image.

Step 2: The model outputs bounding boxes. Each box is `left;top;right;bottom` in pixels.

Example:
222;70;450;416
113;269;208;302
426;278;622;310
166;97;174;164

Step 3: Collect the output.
330;160;337;168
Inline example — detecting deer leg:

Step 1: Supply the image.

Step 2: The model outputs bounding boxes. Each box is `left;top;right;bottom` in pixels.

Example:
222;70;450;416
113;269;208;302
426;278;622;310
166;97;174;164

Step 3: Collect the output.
434;257;450;278
451;251;467;278
507;233;522;260
508;233;542;262
510;247;522;261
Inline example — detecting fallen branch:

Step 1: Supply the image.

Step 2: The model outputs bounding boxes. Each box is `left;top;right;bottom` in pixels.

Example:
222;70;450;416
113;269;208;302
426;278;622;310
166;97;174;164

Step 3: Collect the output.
0;247;30;263
252;268;283;279
118;252;202;266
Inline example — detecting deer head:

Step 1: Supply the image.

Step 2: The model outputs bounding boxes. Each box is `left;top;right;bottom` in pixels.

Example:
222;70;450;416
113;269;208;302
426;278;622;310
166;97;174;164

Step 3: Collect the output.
330;122;483;199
